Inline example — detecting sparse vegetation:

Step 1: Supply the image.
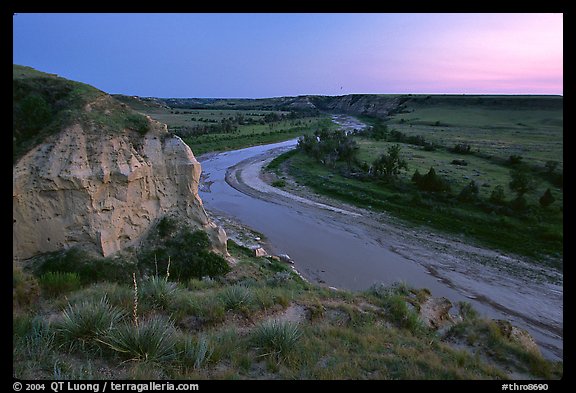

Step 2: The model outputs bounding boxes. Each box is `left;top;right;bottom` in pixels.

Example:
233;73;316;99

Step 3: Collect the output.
13;233;562;379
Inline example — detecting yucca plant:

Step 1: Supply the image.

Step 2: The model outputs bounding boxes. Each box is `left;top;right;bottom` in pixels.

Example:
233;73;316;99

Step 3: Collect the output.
140;276;179;310
176;334;213;370
24;318;55;363
218;285;254;311
251;319;302;362
99;315;177;364
55;296;126;352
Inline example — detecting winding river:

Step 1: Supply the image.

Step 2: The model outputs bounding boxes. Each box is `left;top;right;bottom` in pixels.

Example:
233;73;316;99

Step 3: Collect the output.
196;123;562;362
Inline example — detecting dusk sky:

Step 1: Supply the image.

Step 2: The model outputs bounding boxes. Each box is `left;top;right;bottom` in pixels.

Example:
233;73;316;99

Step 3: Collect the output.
13;13;563;98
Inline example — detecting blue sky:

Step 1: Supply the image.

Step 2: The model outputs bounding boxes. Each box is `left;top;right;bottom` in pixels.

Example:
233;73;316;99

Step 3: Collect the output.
13;13;563;98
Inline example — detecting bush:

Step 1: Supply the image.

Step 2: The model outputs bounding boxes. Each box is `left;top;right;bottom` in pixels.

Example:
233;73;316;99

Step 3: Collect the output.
450;143;472;154
250;319;302;362
100;315;177;364
125;113;149;135
510;196;528;212
139;229;230;282
35;248;133;285
13;266;40;309
414;167;451;193
508;155;523;165
539;188;555;207
457;181;479;203
489;185;506;205
39;272;82;297
271;179;286;188
55;296;126;352
157;216;177;238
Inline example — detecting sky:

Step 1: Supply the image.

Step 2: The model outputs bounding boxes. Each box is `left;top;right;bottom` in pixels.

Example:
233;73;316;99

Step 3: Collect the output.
12;13;563;98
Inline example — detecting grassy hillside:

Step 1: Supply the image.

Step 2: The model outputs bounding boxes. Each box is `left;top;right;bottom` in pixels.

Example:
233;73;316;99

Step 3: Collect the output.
13;222;562;380
13;65;150;164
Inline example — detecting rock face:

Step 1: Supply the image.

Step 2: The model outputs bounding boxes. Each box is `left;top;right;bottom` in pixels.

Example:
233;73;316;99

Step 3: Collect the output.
309;95;406;118
419;296;455;330
13;116;226;260
493;320;541;355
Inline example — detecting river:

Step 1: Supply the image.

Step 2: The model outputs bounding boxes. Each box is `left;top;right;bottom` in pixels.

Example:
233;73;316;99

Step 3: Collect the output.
196;127;562;362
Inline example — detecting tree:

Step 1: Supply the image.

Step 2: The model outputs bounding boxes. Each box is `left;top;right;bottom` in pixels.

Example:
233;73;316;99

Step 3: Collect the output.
411;169;423;184
509;168;535;198
489;185;506;205
458;180;479;203
415;167;450;193
337;137;358;170
539;188;555;207
371;144;407;180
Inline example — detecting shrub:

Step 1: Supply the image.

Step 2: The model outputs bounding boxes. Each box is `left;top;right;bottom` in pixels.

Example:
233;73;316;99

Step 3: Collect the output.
35;248;133;285
157;216;177;238
414;167;451;193
100;315;177;364
450;143;472;154
125;113;149;135
457;181;479;203
510;196;528;212
489;185;506;205
371;144;408;181
539;188;555;207
139;229;230;282
67;282;133;310
251;319;302;362
39;272;82;297
55;296;126;352
508;155;523;165
271;179;286;188
13;266;40;309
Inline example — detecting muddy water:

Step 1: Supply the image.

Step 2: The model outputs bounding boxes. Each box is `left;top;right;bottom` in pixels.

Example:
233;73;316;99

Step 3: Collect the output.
197;139;562;361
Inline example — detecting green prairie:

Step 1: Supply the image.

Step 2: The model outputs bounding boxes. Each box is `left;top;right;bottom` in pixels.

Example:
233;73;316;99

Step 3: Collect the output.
275;95;563;264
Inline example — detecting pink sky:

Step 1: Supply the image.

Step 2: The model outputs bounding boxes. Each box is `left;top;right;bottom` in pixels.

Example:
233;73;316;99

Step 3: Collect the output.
13;13;564;97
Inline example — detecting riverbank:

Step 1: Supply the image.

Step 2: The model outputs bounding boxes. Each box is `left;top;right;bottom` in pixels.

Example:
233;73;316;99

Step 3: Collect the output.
197;139;562;362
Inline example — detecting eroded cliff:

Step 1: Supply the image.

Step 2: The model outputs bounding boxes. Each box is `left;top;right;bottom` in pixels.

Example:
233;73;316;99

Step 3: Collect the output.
13;66;226;261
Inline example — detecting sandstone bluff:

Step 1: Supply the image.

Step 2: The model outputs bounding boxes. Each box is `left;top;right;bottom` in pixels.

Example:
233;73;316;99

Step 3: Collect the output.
13;99;226;261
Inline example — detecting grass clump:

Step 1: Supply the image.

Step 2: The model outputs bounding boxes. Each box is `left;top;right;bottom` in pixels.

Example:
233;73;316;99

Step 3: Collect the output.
55;296;126;353
23;318;56;363
100;315;177;364
175;334;213;370
140;276;179;310
251;319;302;363
218;285;255;312
38;271;82;297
